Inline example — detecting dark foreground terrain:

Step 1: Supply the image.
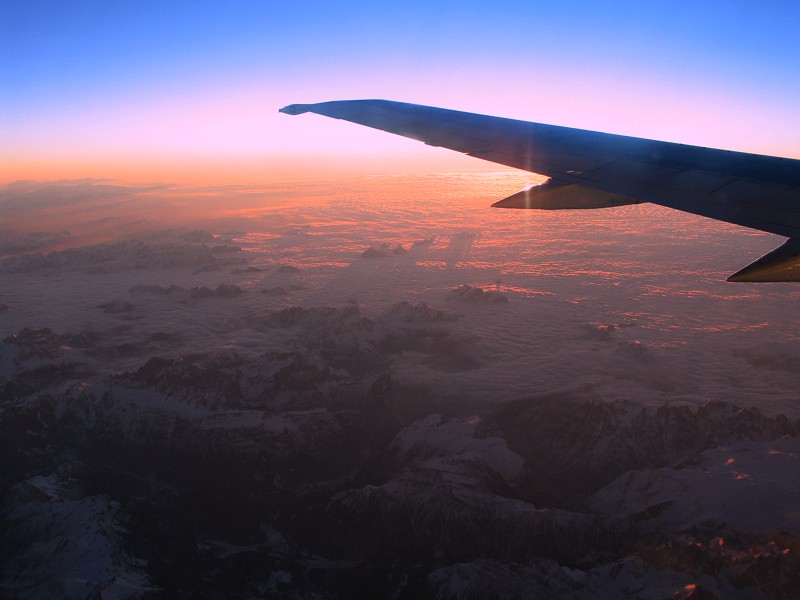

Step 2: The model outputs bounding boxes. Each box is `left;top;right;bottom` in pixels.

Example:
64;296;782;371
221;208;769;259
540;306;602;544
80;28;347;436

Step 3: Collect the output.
2;311;799;599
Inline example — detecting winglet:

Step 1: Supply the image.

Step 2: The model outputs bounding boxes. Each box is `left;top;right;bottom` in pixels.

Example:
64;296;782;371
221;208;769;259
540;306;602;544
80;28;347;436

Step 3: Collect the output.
727;238;800;282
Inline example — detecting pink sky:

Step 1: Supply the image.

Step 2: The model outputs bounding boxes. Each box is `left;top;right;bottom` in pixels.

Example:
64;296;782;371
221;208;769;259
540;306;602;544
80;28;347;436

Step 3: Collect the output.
5;2;800;184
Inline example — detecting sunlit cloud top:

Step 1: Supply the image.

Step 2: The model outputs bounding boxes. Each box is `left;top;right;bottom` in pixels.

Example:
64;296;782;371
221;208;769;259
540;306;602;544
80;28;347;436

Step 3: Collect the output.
4;0;800;183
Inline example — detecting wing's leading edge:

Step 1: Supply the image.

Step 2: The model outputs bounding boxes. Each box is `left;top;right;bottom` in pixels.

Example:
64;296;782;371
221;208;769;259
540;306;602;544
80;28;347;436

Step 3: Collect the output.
280;100;800;281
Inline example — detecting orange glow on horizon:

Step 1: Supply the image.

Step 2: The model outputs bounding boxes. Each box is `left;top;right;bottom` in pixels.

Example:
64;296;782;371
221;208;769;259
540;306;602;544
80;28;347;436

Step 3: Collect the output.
1;148;489;186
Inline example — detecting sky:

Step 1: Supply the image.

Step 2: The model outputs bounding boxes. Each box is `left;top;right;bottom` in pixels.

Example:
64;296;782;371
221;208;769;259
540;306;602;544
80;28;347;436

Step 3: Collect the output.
3;0;800;183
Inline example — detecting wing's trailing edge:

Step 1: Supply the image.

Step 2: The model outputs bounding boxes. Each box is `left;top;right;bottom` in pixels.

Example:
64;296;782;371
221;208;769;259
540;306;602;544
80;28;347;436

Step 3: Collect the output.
280;99;800;281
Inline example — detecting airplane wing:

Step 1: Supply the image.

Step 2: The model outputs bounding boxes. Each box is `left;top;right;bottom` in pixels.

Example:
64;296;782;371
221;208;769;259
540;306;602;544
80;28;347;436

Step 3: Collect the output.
280;99;800;281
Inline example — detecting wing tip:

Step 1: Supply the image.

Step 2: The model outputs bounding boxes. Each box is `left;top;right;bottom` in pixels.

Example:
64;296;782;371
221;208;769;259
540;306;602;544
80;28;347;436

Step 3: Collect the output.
279;103;314;116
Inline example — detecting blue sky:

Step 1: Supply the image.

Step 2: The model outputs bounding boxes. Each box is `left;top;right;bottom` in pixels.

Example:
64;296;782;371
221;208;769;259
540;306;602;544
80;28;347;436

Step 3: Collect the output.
4;0;800;182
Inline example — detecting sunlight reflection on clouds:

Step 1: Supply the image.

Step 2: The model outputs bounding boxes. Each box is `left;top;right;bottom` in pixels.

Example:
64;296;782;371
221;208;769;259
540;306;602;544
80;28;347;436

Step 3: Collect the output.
2;172;798;417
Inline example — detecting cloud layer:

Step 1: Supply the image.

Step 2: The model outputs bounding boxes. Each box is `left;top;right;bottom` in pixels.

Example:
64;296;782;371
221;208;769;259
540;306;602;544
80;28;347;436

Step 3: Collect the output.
2;173;799;597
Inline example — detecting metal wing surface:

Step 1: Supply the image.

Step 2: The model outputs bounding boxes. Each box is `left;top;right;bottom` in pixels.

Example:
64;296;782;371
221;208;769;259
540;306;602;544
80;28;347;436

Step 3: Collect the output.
280;100;800;281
